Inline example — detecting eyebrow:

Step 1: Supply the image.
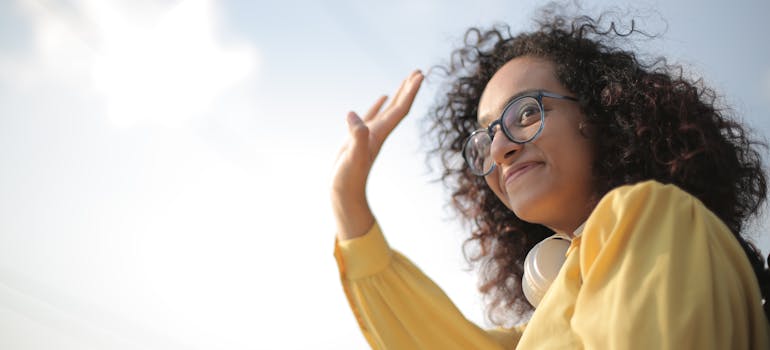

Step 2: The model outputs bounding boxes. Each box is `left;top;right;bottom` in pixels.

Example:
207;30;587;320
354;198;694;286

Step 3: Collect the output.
478;89;541;127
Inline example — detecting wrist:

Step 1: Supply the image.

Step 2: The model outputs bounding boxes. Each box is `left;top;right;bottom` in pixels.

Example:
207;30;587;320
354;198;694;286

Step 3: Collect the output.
332;199;374;241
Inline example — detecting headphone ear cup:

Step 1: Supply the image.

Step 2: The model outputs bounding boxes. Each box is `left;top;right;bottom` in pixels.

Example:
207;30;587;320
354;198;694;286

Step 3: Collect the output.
522;236;571;307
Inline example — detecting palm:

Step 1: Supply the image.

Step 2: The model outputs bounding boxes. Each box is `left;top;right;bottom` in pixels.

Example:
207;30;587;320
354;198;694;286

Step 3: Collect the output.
331;71;424;239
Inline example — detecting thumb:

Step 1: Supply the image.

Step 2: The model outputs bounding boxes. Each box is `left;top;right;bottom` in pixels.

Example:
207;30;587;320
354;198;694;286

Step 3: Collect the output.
346;111;370;156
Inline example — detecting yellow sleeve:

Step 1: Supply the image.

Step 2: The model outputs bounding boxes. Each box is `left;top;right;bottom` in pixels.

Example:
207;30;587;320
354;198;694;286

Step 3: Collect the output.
334;222;520;349
573;181;769;349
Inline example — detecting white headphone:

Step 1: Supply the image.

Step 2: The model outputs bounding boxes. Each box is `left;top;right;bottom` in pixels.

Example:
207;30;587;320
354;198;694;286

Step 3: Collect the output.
522;224;583;308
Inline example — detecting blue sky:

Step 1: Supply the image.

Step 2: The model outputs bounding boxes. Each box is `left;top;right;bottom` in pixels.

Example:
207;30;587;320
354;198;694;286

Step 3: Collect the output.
0;0;768;349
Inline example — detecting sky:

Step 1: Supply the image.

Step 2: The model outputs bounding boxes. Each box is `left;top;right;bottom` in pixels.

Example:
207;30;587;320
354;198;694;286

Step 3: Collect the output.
0;0;769;349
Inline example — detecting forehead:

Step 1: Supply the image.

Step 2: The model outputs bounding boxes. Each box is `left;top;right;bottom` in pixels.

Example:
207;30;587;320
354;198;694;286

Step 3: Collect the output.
477;56;565;125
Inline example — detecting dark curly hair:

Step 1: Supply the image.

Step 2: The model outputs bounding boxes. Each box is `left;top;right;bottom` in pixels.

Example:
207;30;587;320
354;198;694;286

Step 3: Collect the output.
426;7;769;325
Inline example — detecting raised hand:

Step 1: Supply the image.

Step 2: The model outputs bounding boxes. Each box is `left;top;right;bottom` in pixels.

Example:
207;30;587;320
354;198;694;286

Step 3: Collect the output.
332;70;424;240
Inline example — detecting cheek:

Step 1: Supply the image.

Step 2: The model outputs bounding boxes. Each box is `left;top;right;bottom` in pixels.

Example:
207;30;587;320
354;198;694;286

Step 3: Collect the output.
484;168;511;209
545;135;596;200
559;138;593;177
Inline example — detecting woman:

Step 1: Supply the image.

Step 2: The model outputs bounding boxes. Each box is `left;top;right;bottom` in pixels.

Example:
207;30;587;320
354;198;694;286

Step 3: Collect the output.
331;9;770;349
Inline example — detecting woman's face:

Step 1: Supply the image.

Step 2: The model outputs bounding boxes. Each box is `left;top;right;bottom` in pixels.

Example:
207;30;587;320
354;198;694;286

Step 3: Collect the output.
477;56;596;235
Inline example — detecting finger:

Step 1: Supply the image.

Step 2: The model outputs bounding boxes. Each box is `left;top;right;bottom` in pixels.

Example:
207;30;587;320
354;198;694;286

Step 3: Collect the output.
374;71;424;136
394;70;423;107
362;95;388;122
346;111;370;154
387;70;418;112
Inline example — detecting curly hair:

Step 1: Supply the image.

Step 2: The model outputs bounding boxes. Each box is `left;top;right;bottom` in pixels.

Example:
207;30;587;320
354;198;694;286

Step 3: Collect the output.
426;8;769;325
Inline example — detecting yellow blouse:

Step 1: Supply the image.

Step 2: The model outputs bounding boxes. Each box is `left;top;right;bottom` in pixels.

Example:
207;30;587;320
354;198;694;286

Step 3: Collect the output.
334;181;770;349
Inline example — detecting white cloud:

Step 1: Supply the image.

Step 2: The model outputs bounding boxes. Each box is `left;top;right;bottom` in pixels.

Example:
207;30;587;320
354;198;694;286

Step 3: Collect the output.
90;0;258;128
0;1;265;348
5;0;259;128
0;0;94;89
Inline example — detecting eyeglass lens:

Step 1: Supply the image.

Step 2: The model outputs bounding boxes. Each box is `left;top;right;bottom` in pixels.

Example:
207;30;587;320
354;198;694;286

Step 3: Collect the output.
464;96;543;175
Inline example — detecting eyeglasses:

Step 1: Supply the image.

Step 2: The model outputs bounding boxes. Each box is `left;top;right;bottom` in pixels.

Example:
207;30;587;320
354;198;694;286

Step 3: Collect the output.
462;90;578;176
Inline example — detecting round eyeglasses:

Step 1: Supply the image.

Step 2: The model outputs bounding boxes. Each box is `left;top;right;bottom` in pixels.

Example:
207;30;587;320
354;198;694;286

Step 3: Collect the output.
462;90;578;176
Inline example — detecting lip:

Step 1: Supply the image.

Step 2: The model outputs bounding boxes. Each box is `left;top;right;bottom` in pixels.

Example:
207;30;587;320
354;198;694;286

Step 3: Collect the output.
503;161;542;185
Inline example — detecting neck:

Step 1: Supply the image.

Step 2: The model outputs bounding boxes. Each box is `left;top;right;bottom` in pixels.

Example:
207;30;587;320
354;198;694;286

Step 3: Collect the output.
550;195;597;238
548;211;591;239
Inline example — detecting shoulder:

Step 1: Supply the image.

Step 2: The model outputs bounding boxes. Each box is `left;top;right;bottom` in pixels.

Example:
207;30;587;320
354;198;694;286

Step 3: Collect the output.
588;180;712;230
570;182;769;349
596;180;698;214
581;180;730;255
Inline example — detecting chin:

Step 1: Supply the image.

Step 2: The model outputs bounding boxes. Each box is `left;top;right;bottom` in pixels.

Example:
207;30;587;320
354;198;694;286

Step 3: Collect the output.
510;205;541;225
505;186;551;225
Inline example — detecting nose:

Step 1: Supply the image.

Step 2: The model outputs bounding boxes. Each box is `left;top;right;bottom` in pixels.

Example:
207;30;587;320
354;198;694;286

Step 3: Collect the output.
489;126;522;167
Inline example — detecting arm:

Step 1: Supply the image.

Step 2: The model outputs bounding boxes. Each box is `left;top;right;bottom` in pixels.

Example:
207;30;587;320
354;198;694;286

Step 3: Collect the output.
335;222;517;349
331;72;522;349
573;181;769;349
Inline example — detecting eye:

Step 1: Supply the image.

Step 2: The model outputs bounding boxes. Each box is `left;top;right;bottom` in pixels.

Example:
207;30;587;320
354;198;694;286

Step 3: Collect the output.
515;102;540;127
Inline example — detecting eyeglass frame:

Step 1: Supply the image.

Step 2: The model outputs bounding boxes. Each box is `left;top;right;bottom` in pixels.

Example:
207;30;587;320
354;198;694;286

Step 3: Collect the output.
463;90;579;176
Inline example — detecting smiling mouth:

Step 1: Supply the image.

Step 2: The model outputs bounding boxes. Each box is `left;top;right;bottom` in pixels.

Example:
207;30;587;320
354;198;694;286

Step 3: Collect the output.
504;162;542;185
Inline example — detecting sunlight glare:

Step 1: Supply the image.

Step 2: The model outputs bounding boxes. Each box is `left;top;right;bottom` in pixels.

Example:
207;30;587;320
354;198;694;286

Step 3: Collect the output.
91;0;257;128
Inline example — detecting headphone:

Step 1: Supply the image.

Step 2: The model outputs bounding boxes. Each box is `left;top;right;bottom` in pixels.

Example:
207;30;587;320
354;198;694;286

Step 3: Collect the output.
522;224;583;308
